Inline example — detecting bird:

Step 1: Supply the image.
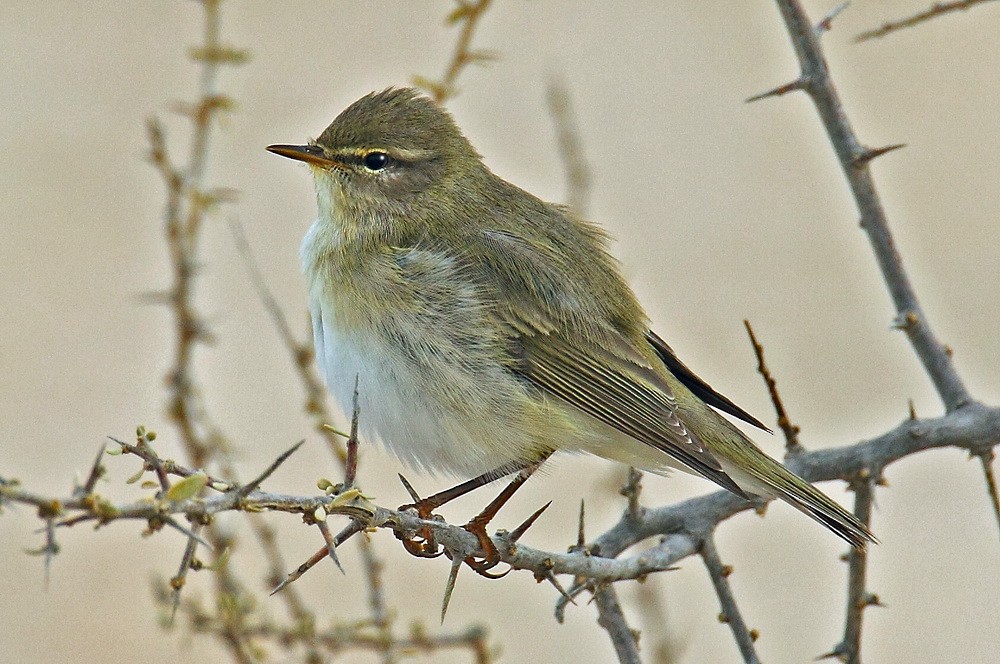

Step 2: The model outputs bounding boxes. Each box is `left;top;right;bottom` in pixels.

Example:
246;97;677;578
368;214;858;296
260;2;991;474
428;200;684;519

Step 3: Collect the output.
267;87;875;563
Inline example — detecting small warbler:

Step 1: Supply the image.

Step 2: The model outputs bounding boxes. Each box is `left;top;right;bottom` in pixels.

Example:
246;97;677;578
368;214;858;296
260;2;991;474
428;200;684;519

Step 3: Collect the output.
268;88;874;550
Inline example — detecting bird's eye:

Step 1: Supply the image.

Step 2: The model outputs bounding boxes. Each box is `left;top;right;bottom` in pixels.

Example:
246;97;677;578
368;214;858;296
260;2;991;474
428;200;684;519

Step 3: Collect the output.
363;151;390;171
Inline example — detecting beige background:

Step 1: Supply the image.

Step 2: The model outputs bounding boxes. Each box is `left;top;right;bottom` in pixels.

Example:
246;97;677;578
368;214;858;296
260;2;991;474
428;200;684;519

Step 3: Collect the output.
3;2;999;662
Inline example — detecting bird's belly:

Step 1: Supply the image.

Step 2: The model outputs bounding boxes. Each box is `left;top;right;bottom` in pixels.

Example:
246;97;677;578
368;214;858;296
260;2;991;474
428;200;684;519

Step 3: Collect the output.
311;301;546;478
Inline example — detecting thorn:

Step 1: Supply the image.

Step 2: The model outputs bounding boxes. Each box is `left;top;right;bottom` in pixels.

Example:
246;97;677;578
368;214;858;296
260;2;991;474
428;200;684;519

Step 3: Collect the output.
815;645;845;661
441;556;463;623
270;545;328;596
398;473;422;504
908;399;917;421
543;570;576;605
317;520;345;574
746;77;807;103
577;499;586;550
270;577;291;596
862;592;885;608
815;1;850;34
43;517;56;589
80;443;108;495
554;581;586;623
854;143;906;166
509;501;551;543
975;449;1000;541
237;440;305;498
163;516;213;550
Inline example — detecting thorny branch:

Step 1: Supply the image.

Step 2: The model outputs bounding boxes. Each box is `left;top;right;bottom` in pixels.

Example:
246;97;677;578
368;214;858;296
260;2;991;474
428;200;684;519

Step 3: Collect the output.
5;402;998;594
592;584;642;664
143;0;492;661
4;2;1000;664
701;537;760;664
763;0;970;414
822;473;880;664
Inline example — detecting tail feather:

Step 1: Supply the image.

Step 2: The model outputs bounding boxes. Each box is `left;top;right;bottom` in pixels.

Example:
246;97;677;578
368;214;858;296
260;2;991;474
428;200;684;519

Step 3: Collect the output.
773;473;875;549
723;456;877;549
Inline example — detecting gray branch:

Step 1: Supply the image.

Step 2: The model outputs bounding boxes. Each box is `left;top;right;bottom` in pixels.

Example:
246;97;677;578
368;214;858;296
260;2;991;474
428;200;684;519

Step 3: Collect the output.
593;583;642;664
701;537;760;664
769;0;970;413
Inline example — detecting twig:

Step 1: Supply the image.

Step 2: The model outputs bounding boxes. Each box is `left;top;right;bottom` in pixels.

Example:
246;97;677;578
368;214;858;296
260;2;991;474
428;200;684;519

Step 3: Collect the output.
271;521;367;595
169;523;203;621
246;514;322;661
823;473;879;663
546;78;592;216
701;536;760;664
768;0;972;413
415;0;495;102
855;0;998;42
78;444;108;497
6;404;1000;589
592;583;641;664
976;449;1000;540
228;219;348;467
743;320;804;454
236;439;305;498
815;1;850;34
632;576;684;664
620;467;644;520
357;533;396;664
345;377;361;490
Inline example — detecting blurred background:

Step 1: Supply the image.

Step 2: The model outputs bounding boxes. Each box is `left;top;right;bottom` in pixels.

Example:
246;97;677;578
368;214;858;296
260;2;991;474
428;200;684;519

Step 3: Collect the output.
3;1;999;662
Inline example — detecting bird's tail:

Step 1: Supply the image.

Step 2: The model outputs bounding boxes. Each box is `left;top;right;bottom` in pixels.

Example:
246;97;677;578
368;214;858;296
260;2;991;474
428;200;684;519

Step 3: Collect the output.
718;450;877;549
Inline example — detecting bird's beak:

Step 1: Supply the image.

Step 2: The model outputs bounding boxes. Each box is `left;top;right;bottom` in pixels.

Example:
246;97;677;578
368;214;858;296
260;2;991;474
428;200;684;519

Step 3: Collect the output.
266;144;338;168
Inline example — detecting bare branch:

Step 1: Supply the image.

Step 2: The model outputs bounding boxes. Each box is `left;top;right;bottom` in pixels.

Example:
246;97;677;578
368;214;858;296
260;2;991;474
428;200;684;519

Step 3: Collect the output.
744;320;804;454
592;583;642;664
701;536;760;664
415;0;495;102
546;78;592;215
228;220;349;468
169;523;203;621
768;0;971;413
975;449;1000;541
856;0;998;42
821;473;880;663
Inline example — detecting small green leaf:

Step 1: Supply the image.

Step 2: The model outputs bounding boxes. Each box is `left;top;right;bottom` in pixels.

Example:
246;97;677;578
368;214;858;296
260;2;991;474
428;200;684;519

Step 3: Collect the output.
328;487;362;509
165;472;208;501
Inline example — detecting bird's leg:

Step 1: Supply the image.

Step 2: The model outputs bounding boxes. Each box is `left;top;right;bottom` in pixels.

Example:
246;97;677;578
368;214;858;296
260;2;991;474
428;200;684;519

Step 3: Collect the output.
462;457;548;576
395;460;525;559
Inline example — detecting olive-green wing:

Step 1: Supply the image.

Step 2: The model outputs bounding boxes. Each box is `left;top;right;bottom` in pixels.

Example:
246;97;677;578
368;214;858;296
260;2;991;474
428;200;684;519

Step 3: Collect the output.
646;330;771;432
515;331;748;498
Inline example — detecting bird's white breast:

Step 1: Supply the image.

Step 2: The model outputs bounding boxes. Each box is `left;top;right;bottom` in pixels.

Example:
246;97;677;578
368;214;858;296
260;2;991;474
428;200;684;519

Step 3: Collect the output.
301;219;540;477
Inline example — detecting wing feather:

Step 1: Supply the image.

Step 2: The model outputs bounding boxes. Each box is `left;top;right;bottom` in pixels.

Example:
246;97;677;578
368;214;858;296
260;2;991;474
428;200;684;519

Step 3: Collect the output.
517;331;748;498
